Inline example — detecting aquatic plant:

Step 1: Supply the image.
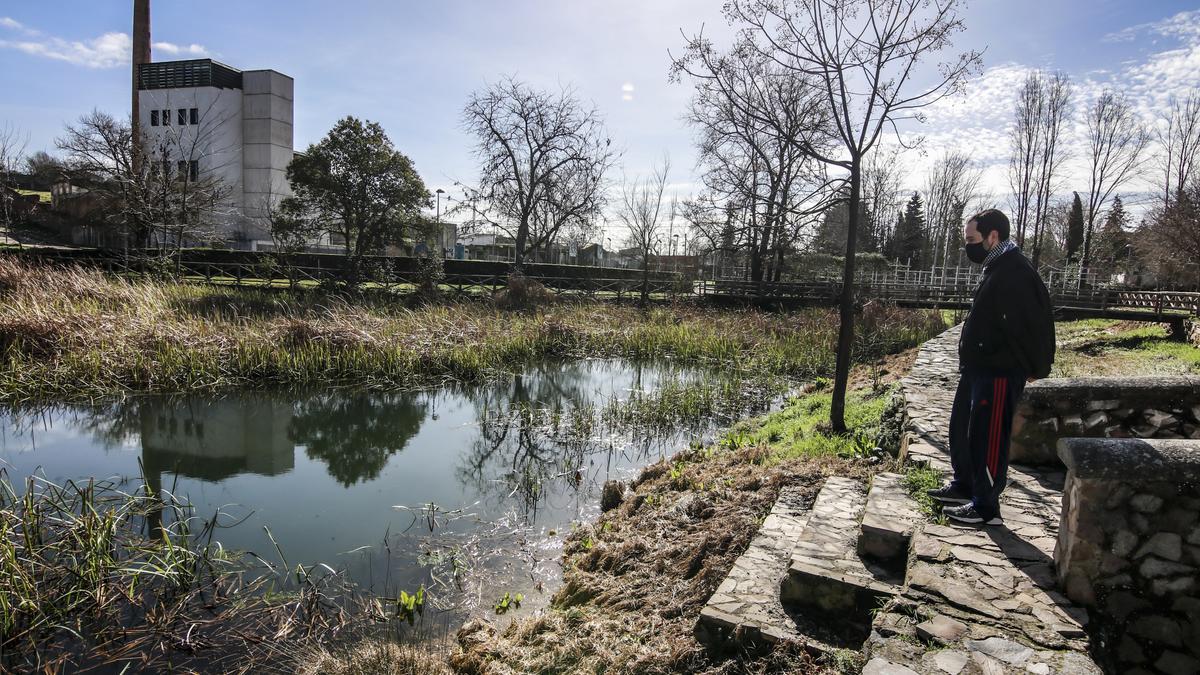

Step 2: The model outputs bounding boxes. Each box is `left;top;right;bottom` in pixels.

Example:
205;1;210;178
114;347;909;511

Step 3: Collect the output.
0;471;351;672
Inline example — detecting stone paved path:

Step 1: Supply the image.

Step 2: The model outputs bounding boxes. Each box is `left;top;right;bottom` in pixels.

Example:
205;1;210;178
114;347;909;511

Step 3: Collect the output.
866;325;1101;674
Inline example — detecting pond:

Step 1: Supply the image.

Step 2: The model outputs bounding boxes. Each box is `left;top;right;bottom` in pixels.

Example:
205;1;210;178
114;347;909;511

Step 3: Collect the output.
0;359;783;630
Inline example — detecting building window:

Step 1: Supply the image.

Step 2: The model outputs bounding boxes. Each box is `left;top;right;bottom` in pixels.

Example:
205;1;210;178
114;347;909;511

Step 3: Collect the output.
189;160;199;182
162;109;171;125
177;109;187;126
189;108;198;125
177;160;188;178
151;110;159;126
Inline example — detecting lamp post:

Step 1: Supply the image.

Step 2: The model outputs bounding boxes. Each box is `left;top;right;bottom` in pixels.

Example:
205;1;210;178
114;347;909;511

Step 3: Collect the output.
435;188;445;223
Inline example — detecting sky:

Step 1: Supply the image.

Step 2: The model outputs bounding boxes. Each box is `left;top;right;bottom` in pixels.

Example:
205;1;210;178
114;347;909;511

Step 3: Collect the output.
3;1;1200;239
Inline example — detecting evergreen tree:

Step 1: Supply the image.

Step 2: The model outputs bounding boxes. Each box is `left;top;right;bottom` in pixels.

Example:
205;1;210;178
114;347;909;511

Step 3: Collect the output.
1093;195;1131;276
1066;192;1085;263
891;192;926;266
812;201;876;255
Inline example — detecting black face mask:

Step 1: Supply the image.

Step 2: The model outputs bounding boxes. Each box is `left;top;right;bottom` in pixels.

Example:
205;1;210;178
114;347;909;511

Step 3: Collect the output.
965;241;988;265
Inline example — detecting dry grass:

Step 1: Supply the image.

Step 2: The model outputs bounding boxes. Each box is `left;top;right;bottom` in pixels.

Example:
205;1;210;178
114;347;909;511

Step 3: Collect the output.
298;640;454;675
0;474;355;674
446;386;902;675
0;257;946;404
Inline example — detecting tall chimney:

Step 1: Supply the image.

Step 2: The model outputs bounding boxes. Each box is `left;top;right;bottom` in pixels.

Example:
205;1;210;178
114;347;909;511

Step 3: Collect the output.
132;0;151;172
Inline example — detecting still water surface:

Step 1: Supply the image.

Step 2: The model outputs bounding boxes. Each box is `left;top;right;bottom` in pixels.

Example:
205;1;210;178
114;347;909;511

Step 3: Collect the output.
0;359;772;623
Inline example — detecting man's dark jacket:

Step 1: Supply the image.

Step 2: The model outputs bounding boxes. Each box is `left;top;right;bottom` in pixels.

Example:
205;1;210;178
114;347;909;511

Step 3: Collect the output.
958;247;1056;378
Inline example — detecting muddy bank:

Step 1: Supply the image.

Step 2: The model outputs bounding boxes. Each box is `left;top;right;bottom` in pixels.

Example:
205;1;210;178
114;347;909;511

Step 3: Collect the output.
444;383;905;674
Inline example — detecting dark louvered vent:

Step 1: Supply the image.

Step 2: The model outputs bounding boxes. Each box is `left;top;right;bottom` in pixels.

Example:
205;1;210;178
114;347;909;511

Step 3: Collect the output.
138;60;243;91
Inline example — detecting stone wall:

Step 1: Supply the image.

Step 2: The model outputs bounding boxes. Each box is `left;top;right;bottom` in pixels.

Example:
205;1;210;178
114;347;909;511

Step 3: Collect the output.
1010;377;1200;465
1056;438;1200;674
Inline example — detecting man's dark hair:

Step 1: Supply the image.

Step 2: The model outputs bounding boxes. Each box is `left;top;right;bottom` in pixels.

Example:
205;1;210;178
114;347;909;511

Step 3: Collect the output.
971;209;1010;241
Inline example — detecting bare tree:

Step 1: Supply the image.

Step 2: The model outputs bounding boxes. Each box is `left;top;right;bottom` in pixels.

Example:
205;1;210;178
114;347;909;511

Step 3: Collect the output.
0;124;29;237
1080;90;1150;275
861;145;907;255
617;157;671;305
1156;90;1200;208
1008;71;1071;267
1137;179;1200;290
461;77;615;269
57;111;150;246
674;42;833;282
924;150;981;269
1009;73;1042;249
57;107;237;251
707;0;981;431
1030;73;1071;267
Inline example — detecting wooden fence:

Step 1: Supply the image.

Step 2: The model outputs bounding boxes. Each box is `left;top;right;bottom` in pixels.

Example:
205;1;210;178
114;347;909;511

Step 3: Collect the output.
0;247;687;299
702;279;1200;319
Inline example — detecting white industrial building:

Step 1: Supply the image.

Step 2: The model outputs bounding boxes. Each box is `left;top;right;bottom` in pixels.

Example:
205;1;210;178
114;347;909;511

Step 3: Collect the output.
137;58;294;250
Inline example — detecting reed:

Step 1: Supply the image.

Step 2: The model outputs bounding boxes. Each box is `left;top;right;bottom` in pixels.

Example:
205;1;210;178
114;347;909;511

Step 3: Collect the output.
0;470;355;672
0;258;947;405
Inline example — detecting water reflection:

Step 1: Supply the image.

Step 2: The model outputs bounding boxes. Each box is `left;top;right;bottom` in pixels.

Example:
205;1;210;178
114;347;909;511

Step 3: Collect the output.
142;398;295;480
0;359;779;619
291;392;428;487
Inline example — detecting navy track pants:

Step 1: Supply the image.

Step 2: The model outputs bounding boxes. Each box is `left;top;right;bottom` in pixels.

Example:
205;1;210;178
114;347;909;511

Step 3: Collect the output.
947;369;1026;520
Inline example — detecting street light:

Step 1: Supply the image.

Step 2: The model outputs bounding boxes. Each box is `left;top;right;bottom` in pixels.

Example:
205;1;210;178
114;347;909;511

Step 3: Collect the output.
435;188;445;223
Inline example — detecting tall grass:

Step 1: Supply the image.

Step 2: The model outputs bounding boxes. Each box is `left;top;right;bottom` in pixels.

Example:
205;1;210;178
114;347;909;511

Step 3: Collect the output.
0;259;947;404
0;471;357;672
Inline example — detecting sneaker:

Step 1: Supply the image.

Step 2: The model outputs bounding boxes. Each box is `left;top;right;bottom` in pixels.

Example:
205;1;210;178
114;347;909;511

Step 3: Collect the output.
945;503;1003;526
926;483;971;505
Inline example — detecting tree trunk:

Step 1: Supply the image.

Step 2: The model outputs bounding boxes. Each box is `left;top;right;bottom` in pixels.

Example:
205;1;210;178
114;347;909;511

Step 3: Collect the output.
640;257;650;307
830;165;862;434
1080;216;1096;281
513;217;529;271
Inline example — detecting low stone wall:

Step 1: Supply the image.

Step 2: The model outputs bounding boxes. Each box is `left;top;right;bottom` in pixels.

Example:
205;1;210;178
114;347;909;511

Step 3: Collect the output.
1010;377;1200;465
1056;438;1200;674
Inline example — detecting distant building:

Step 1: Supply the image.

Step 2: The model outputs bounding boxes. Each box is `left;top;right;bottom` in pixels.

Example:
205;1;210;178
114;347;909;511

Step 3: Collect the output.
136;58;295;250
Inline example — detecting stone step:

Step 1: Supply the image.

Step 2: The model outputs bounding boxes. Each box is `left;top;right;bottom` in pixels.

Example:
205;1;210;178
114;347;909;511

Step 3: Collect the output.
858;472;924;569
781;477;901;622
695;484;824;653
899;435;952;473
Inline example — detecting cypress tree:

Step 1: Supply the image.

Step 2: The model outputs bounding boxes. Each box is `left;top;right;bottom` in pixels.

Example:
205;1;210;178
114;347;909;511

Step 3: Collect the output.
891;192;926;266
1066;192;1085;263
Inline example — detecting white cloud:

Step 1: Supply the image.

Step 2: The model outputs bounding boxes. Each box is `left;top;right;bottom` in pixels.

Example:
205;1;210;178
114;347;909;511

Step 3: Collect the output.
621;82;635;101
0;19;208;69
1102;9;1200;44
0;31;131;68
901;8;1200;214
153;41;208;57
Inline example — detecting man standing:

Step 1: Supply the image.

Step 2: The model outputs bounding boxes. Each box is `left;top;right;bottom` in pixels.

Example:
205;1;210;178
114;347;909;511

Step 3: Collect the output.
927;209;1055;525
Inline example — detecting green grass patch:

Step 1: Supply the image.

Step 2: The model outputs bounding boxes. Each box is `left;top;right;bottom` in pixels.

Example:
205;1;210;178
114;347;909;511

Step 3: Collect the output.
724;383;896;462
903;465;949;523
1052;318;1200;377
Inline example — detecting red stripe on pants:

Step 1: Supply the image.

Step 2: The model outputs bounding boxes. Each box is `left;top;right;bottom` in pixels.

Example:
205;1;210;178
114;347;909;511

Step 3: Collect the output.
989;378;1006;477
